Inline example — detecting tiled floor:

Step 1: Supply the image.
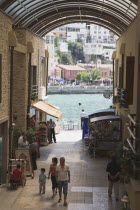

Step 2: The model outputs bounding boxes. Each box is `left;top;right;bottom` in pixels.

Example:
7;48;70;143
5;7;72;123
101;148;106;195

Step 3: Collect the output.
0;130;124;209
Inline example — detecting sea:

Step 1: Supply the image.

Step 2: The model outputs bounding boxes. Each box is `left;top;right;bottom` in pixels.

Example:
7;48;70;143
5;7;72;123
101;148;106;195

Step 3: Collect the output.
47;94;112;120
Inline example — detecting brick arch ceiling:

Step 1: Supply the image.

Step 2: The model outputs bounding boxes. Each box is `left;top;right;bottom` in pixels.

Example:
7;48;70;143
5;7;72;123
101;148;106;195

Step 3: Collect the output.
0;0;138;37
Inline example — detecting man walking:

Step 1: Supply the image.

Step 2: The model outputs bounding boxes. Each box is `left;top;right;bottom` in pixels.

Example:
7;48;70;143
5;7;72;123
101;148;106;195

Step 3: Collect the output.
106;156;121;201
49;119;57;143
56;157;70;206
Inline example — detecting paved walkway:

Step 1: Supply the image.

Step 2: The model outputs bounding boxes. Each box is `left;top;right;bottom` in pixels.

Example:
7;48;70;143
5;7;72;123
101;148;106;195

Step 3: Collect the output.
0;130;124;209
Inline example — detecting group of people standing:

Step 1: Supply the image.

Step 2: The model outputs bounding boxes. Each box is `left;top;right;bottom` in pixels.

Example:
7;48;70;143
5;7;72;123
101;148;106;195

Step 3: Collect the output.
18;132;38;170
39;157;70;207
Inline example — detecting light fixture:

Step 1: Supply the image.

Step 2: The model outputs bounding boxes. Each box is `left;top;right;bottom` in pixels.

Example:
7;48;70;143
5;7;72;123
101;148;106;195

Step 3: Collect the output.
12;122;15;129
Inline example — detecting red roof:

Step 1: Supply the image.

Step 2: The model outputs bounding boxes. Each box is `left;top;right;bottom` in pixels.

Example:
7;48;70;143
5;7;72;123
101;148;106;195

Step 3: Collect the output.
56;65;85;71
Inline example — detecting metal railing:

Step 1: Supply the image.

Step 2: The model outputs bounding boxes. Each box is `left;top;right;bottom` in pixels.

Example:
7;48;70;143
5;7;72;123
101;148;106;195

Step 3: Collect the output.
127;114;137;154
31;85;38;97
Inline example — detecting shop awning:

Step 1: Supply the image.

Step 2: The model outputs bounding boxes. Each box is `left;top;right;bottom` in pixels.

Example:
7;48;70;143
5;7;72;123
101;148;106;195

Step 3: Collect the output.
32;101;63;119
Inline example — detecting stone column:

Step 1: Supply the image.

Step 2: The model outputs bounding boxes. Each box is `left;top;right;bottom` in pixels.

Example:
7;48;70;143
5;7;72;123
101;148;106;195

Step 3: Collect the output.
8;31;17;158
134;2;140;152
27;41;34;129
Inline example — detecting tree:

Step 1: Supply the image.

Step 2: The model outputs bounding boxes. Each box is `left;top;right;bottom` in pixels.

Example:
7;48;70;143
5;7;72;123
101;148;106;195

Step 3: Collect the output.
68;41;85;63
91;70;100;80
54;36;60;48
76;72;91;82
76;38;83;43
76;72;82;81
61;52;72;64
97;76;101;80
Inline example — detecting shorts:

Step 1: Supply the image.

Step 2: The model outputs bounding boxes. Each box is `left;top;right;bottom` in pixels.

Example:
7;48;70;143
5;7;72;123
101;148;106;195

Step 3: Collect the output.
51;175;58;189
58;180;68;195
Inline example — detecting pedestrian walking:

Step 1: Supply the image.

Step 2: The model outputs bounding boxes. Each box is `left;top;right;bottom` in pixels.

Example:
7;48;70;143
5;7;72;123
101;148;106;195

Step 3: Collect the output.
49;119;57;143
106;156;121;201
39;168;47;194
30;138;38;170
48;157;58;198
56;157;70;206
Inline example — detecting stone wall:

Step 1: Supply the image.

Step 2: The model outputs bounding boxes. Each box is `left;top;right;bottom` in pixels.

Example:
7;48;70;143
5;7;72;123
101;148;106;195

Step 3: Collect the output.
13;51;27;131
13;29;47;131
0;12;12;121
116;18;137;113
115;19;137;141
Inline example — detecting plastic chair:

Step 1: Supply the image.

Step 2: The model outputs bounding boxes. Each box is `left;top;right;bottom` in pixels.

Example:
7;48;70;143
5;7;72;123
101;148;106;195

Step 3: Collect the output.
63;120;69;130
73;119;79;130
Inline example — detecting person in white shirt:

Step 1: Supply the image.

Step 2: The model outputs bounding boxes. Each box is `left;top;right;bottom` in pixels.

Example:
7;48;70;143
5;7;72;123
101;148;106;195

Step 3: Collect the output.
18;132;29;147
56;157;70;206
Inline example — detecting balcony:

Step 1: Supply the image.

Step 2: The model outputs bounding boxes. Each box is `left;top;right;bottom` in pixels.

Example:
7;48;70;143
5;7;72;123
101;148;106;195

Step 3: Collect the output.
31;85;38;101
116;88;128;108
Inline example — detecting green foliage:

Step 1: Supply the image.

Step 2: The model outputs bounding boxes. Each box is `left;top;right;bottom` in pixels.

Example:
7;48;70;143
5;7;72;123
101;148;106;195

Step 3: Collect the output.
12;127;36;147
112;143;135;183
110;76;113;79
13;128;23;148
76;38;83;43
31;94;38;101
68;41;85;63
54;36;60;48
76;72;82;81
26;128;36;144
97;76;101;80
91;54;97;62
61;52;72;64
76;72;91;82
91;70;100;80
76;70;100;82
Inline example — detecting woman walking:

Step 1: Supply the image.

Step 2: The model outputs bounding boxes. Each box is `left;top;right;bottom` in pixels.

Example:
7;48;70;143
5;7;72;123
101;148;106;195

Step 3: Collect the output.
48;157;58;197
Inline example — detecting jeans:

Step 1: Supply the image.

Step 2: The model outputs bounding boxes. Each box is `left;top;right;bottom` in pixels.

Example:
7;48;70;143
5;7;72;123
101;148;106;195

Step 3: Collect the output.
58;180;68;195
50;128;56;143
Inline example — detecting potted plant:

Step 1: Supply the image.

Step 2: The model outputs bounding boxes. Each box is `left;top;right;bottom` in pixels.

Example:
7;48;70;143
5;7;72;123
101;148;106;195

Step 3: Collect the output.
112;143;135;183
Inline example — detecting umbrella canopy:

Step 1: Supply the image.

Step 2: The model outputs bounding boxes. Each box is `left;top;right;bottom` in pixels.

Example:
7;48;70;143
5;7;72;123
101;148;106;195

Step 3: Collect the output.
54;78;65;82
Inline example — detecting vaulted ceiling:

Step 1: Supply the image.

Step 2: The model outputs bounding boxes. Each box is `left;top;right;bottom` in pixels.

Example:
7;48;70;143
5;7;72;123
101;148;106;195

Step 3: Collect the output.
0;0;138;37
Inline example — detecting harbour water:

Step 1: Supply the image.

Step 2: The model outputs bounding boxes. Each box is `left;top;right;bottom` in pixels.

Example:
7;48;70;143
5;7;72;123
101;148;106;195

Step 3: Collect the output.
47;94;112;120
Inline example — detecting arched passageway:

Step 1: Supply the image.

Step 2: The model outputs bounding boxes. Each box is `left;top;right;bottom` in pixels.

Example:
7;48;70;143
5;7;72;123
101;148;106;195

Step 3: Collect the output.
0;0;138;36
1;1;140;209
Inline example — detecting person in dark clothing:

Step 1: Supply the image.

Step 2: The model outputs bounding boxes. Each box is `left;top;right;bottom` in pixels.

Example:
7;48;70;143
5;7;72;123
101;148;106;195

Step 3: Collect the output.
106;156;121;201
48;157;58;198
30;139;38;170
49;119;56;143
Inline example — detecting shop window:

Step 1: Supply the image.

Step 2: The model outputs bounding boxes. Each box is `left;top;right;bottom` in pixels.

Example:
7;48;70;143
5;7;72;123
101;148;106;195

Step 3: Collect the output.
0;54;2;103
31;66;37;86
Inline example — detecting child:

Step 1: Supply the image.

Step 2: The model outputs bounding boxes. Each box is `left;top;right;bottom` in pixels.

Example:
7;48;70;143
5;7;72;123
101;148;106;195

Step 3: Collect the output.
10;164;22;183
39;168;47;194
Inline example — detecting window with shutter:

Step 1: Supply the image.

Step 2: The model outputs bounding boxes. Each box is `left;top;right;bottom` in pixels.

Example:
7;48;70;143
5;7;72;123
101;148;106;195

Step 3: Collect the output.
126;56;135;105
